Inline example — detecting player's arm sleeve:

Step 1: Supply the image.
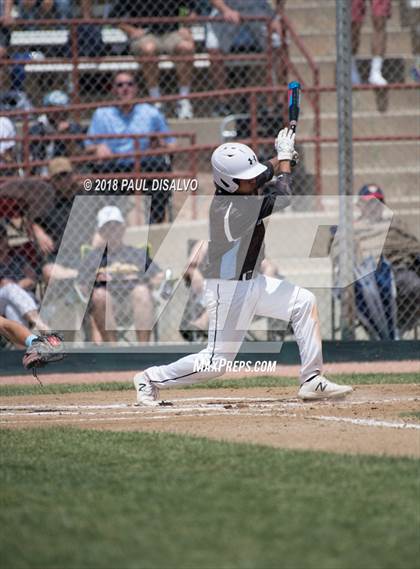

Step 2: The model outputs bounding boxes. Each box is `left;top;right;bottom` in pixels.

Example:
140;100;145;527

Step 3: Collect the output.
258;172;293;218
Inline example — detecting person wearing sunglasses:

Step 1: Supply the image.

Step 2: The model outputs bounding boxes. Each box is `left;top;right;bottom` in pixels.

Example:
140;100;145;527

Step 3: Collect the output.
85;71;176;170
85;71;177;222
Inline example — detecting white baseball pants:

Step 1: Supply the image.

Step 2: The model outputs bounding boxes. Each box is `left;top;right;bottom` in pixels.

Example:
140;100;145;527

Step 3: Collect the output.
145;274;323;387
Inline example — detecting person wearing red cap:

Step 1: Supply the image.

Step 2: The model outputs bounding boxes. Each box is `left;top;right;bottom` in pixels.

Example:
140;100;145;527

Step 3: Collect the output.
355;184;420;337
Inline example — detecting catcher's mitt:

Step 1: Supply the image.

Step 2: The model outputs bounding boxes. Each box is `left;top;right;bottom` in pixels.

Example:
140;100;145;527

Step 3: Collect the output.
23;334;65;384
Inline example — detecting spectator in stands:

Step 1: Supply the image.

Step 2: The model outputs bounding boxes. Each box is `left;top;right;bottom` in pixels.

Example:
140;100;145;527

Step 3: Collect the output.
0;0;13;90
0;116;18;177
351;0;391;86
0;90;32;113
356;184;420;335
206;0;287;115
85;71;176;223
18;0;56;19
78;206;163;343
85;71;176;170
29;90;84;175
408;1;420;82
110;0;196;119
32;157;93;282
0;222;48;330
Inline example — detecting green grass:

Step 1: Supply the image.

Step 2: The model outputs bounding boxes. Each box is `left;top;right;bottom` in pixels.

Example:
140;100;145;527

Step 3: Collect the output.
0;381;132;397
0;429;418;569
400;411;420;420
0;372;418;398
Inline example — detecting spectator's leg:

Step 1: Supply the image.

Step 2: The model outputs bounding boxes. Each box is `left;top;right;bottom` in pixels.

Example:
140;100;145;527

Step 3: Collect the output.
0;283;48;331
368;15;388;84
372;15;387;58
90;287;117;343
131;284;154;343
368;0;391;85
410;8;420;82
172;29;194;118
270;20;288;90
394;269;420;332
206;17;233;115
208;48;226;92
351;0;365;84
0;47;6;86
54;0;73;19
43;263;78;283
133;36;161;100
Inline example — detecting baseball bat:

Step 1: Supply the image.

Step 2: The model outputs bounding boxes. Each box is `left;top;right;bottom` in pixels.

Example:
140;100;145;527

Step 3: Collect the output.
288;81;301;132
287;81;301;165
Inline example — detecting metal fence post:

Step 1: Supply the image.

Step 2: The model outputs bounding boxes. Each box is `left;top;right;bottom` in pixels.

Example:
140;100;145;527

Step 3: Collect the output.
336;0;355;340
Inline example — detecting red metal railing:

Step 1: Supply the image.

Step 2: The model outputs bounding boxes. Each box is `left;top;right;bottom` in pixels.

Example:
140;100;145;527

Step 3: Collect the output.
2;83;419;195
2;15;420;214
2;15;278;106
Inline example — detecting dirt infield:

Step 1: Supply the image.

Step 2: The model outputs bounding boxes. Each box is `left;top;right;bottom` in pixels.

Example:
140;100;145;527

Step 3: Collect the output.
1;383;419;458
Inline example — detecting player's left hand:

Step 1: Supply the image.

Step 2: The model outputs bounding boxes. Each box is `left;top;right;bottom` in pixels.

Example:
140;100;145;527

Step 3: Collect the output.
275;127;295;161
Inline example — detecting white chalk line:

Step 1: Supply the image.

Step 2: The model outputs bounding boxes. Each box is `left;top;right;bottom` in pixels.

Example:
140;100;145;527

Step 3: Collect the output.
1;395;418;415
312;415;420;430
0;411;299;427
1;411;419;432
1;394;419;432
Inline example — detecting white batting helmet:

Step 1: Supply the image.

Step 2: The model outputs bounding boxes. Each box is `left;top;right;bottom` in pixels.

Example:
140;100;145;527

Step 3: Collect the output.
211;143;267;193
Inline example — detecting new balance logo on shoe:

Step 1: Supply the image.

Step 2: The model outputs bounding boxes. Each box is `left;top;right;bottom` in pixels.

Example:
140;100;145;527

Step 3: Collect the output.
298;375;353;401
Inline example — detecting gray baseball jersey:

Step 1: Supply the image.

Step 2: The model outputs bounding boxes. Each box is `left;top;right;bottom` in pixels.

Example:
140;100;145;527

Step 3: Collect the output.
204;163;292;280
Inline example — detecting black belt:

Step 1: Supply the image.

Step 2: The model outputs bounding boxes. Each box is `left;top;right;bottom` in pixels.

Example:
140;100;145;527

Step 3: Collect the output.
240;270;254;281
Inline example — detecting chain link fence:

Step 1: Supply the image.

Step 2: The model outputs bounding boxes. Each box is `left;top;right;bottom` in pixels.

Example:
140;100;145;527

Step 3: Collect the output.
1;0;419;350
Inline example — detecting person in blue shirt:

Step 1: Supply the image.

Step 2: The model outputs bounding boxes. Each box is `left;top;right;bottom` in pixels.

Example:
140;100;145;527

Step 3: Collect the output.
85;71;176;174
85;71;177;222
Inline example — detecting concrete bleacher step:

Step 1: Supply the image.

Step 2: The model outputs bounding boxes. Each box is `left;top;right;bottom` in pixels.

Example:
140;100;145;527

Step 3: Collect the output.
289;29;411;59
320;169;420;198
286;0;403;33
169;107;420;145
303;140;419;170
290;55;415;85
316;90;420;113
168;117;222;146
296;110;420;137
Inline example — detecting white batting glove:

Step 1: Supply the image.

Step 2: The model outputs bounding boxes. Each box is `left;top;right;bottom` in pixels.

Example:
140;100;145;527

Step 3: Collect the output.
275;127;296;161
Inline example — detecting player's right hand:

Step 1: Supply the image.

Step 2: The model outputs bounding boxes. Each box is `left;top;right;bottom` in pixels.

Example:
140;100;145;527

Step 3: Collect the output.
275;128;295;161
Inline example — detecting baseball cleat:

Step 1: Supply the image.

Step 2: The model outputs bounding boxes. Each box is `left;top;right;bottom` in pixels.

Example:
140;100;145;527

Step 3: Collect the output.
298;375;353;401
133;373;160;406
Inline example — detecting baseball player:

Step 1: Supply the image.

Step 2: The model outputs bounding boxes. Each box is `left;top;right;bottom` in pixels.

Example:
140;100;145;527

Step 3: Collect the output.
0;315;64;373
134;128;353;405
